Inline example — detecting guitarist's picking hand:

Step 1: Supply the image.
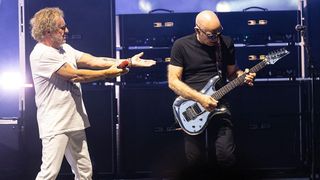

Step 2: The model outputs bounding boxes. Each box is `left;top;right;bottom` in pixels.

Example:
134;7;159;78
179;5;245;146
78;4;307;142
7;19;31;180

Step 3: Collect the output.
198;94;218;112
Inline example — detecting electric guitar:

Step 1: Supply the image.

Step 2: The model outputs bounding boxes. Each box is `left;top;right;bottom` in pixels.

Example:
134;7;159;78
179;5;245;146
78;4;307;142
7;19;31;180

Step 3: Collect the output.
172;48;290;135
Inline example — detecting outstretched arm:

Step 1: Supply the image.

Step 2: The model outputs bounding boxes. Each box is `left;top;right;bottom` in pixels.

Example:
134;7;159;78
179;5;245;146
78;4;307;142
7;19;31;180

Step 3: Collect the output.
77;53;126;69
55;62;128;83
76;52;156;69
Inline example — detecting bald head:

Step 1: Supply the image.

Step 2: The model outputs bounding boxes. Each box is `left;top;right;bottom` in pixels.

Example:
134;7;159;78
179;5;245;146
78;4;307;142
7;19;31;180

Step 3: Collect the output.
195;10;221;32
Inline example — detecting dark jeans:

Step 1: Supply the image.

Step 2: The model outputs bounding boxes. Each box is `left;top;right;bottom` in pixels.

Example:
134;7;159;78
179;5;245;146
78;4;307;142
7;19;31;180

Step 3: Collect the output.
176;117;236;180
184;117;235;166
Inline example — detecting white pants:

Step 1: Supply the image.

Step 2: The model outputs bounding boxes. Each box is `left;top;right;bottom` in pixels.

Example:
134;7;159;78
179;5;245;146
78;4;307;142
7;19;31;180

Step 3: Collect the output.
36;130;92;180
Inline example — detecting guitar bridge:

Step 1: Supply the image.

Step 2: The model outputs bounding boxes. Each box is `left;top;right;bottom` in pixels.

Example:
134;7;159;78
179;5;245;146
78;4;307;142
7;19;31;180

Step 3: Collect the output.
182;103;203;121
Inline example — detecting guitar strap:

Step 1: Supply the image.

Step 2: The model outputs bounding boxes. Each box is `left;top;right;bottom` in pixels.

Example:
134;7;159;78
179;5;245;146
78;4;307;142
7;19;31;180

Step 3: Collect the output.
214;37;231;117
215;37;226;82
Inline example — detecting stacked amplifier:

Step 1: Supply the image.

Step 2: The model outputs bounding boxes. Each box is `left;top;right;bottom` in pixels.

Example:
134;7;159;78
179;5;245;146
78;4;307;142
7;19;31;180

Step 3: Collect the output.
119;13;196;84
219;10;301;79
119;10;301;83
118;10;306;177
117;13;196;176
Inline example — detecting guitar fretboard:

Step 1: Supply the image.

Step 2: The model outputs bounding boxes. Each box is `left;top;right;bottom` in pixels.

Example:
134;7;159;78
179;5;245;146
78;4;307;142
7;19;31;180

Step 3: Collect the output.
212;60;268;100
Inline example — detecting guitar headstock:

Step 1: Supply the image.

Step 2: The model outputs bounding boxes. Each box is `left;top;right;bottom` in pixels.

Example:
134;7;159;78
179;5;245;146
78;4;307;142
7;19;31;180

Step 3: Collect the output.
265;48;290;65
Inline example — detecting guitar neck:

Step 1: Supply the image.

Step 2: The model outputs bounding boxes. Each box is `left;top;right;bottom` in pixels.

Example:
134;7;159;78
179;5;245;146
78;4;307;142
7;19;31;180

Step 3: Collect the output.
212;60;268;100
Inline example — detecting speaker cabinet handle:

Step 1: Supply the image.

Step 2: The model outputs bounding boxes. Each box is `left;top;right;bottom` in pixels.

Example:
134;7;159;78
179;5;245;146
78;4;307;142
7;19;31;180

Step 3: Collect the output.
258;19;268;25
248;20;256;26
248;55;257;61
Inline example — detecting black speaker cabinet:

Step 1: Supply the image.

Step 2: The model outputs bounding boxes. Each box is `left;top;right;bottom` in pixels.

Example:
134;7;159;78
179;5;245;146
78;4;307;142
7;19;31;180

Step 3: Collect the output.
83;83;116;176
119;13;196;47
218;11;300;44
235;45;301;78
227;80;306;174
119;11;299;47
0;120;22;179
306;0;320;76
118;84;185;177
24;0;115;57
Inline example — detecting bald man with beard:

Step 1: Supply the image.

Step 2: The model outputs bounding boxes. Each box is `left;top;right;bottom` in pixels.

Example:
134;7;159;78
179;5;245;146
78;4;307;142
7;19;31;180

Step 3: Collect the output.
168;10;256;179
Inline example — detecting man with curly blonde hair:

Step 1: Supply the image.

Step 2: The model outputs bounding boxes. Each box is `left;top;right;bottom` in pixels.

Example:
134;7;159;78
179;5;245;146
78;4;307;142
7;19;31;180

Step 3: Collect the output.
29;7;155;180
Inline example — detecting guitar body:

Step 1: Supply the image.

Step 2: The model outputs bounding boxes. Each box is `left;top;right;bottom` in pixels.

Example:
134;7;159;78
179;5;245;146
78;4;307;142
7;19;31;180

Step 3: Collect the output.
173;76;228;135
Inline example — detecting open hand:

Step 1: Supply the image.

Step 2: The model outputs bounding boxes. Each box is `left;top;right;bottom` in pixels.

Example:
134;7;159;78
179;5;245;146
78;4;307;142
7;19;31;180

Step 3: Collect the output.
131;52;156;67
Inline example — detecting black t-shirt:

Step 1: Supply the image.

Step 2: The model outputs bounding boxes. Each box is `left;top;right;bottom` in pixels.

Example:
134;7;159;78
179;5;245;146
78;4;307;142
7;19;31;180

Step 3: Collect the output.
170;33;235;91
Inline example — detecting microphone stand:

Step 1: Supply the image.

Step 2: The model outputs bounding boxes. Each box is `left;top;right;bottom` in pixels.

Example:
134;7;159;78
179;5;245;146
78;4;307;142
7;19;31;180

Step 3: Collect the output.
301;26;316;180
298;1;317;178
298;13;317;180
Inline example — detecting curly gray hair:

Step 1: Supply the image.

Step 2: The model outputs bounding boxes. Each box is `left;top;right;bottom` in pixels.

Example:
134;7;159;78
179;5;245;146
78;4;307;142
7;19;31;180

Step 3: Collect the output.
30;7;64;42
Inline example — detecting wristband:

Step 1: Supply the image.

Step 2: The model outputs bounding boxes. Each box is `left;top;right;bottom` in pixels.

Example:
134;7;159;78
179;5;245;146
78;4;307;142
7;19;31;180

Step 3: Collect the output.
127;58;132;67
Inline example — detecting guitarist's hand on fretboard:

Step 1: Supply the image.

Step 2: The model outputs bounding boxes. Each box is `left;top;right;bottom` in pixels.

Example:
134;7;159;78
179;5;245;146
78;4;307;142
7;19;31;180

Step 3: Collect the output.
243;68;256;86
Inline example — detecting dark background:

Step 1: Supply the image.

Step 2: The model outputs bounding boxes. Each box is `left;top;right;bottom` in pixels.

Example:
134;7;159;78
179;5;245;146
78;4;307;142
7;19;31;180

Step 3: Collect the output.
0;0;319;179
